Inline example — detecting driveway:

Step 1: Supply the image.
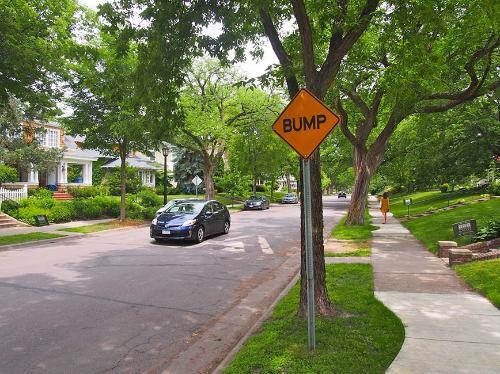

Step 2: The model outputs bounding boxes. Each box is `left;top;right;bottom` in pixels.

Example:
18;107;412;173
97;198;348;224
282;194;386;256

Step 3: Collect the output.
0;196;348;373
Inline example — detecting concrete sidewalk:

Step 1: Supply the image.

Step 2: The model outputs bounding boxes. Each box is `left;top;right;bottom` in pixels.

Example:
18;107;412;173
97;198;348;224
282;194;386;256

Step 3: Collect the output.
369;202;500;373
0;218;115;237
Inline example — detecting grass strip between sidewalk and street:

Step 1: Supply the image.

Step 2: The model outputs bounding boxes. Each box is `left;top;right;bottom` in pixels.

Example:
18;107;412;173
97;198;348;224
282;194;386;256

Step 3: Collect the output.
453;259;500;309
224;264;404;374
331;209;377;240
324;248;371;257
59;220;143;234
0;232;66;246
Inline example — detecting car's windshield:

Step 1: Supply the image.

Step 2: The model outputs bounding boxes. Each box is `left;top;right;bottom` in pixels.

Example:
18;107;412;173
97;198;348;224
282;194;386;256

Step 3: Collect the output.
249;196;261;201
285;194;295;197
165;202;203;214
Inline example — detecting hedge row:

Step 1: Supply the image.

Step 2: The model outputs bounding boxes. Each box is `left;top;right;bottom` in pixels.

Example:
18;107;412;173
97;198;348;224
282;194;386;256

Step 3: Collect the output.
3;194;160;225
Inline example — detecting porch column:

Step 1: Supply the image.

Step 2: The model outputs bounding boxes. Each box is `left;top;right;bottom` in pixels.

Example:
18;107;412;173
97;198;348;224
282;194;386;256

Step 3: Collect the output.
59;162;68;184
87;162;93;185
28;164;39;184
82;163;90;185
152;172;156;187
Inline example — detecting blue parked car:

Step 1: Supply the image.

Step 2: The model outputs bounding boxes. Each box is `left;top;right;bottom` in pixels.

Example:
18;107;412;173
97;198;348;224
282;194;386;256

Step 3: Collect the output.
150;200;230;243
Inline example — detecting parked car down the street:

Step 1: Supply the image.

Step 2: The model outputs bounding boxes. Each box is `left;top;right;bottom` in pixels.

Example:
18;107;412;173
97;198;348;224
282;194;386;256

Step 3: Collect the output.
281;193;299;204
338;191;347;198
150;200;230;243
243;195;270;210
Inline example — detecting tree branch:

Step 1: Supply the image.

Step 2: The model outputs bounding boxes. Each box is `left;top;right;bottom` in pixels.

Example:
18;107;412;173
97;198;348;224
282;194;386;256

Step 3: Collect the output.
419;35;499;112
333;96;365;151
315;0;380;96
259;8;300;96
291;0;316;85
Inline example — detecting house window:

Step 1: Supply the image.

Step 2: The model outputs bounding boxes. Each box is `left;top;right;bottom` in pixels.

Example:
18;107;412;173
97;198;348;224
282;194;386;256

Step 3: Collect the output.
47;129;59;148
144;171;154;185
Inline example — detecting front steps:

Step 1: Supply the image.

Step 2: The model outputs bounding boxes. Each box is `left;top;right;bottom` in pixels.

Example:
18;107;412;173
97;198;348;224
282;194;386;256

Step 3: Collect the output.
53;192;73;201
0;213;26;229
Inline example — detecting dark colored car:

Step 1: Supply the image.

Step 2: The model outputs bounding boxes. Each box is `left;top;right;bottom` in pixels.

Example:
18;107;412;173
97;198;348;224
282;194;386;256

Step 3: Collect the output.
281;193;299;204
155;198;202;217
243;195;270;210
338;191;347;198
150;200;230;243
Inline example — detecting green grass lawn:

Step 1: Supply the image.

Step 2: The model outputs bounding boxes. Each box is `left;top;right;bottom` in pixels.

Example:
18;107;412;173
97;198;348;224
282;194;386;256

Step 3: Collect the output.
59;219;147;234
390;190;483;218
454;259;500;309
331;210;377;240
325;248;371;257
0;232;66;246
59;221;126;233
224;264;404;373
403;198;500;253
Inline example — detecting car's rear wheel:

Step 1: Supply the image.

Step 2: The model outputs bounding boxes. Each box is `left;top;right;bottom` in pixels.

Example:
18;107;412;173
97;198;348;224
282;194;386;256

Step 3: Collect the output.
194;226;204;243
223;221;230;234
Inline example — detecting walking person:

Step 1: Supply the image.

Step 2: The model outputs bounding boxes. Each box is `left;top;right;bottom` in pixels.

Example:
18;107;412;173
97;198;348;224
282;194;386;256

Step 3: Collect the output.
380;192;390;224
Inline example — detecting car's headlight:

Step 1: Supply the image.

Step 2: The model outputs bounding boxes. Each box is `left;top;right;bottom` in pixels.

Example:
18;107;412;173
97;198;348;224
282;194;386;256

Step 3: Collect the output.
152;218;158;225
255;201;262;205
182;219;197;227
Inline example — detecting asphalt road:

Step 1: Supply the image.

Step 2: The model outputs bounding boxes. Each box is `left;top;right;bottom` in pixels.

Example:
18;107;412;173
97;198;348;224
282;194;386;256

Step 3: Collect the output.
0;196;349;373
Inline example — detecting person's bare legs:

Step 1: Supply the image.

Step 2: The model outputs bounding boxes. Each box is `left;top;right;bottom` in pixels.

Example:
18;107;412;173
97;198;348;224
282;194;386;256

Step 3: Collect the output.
382;212;387;223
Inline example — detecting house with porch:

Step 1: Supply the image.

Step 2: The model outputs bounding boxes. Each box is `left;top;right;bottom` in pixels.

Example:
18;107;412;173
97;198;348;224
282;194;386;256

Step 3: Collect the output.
5;121;169;193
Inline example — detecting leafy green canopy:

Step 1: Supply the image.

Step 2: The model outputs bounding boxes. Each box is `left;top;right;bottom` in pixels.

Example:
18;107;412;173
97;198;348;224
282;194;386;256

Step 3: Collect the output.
0;0;78;114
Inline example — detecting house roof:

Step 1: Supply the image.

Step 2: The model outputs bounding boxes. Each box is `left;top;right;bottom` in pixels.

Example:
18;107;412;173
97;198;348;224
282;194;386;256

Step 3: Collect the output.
63;135;102;161
101;156;162;171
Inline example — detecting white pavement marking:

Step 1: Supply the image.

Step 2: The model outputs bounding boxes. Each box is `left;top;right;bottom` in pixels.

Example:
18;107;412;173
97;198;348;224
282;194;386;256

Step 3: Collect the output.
220;241;245;253
220;235;250;242
258;236;273;254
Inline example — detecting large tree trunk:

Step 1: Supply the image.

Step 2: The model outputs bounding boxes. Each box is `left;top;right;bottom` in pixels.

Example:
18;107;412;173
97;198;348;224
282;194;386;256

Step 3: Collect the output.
346;147;378;225
252;174;257;195
119;149;127;223
299;149;333;317
286;174;292;193
203;156;215;199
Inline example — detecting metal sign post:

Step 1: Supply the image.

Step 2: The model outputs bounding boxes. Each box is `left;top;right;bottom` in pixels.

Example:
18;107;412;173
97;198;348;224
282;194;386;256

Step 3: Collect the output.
192;175;202;198
302;158;315;350
271;88;340;352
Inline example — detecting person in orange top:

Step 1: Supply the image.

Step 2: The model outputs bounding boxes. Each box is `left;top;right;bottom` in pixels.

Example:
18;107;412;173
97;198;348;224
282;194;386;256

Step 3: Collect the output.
380;192;390;224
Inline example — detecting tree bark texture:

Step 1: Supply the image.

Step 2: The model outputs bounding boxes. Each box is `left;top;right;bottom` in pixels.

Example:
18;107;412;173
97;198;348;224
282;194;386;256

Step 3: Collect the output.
203;155;215;199
298;150;332;317
119;147;127;222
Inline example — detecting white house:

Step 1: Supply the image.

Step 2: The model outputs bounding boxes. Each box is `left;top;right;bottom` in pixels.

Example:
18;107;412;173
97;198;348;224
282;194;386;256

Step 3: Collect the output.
6;121;171;191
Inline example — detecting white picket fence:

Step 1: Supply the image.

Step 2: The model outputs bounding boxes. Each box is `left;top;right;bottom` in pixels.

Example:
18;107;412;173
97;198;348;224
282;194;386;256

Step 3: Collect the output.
0;184;28;205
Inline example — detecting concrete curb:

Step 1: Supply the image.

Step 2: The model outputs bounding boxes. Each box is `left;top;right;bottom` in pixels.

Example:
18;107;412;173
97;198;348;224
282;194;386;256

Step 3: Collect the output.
211;271;300;374
161;252;301;374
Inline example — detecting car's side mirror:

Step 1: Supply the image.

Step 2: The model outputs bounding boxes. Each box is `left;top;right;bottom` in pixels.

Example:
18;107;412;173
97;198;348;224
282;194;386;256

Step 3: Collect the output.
205;211;213;217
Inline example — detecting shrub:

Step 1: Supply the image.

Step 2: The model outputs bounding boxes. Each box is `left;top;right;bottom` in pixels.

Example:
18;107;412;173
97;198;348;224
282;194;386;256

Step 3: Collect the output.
73;198;103;219
93;196;120;217
29;197;56;210
0;164;18;184
255;184;267;192
126;202;146;220
17;206;50;225
29;187;54;199
1;199;19;215
137;188;162;208
102;166;142;195
473;220;500;242
488;180;500;196
67;185;109;198
48;201;76;223
439;183;449;193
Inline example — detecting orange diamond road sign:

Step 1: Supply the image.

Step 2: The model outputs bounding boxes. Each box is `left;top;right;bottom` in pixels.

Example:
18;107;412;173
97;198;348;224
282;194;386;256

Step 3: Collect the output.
272;88;340;159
